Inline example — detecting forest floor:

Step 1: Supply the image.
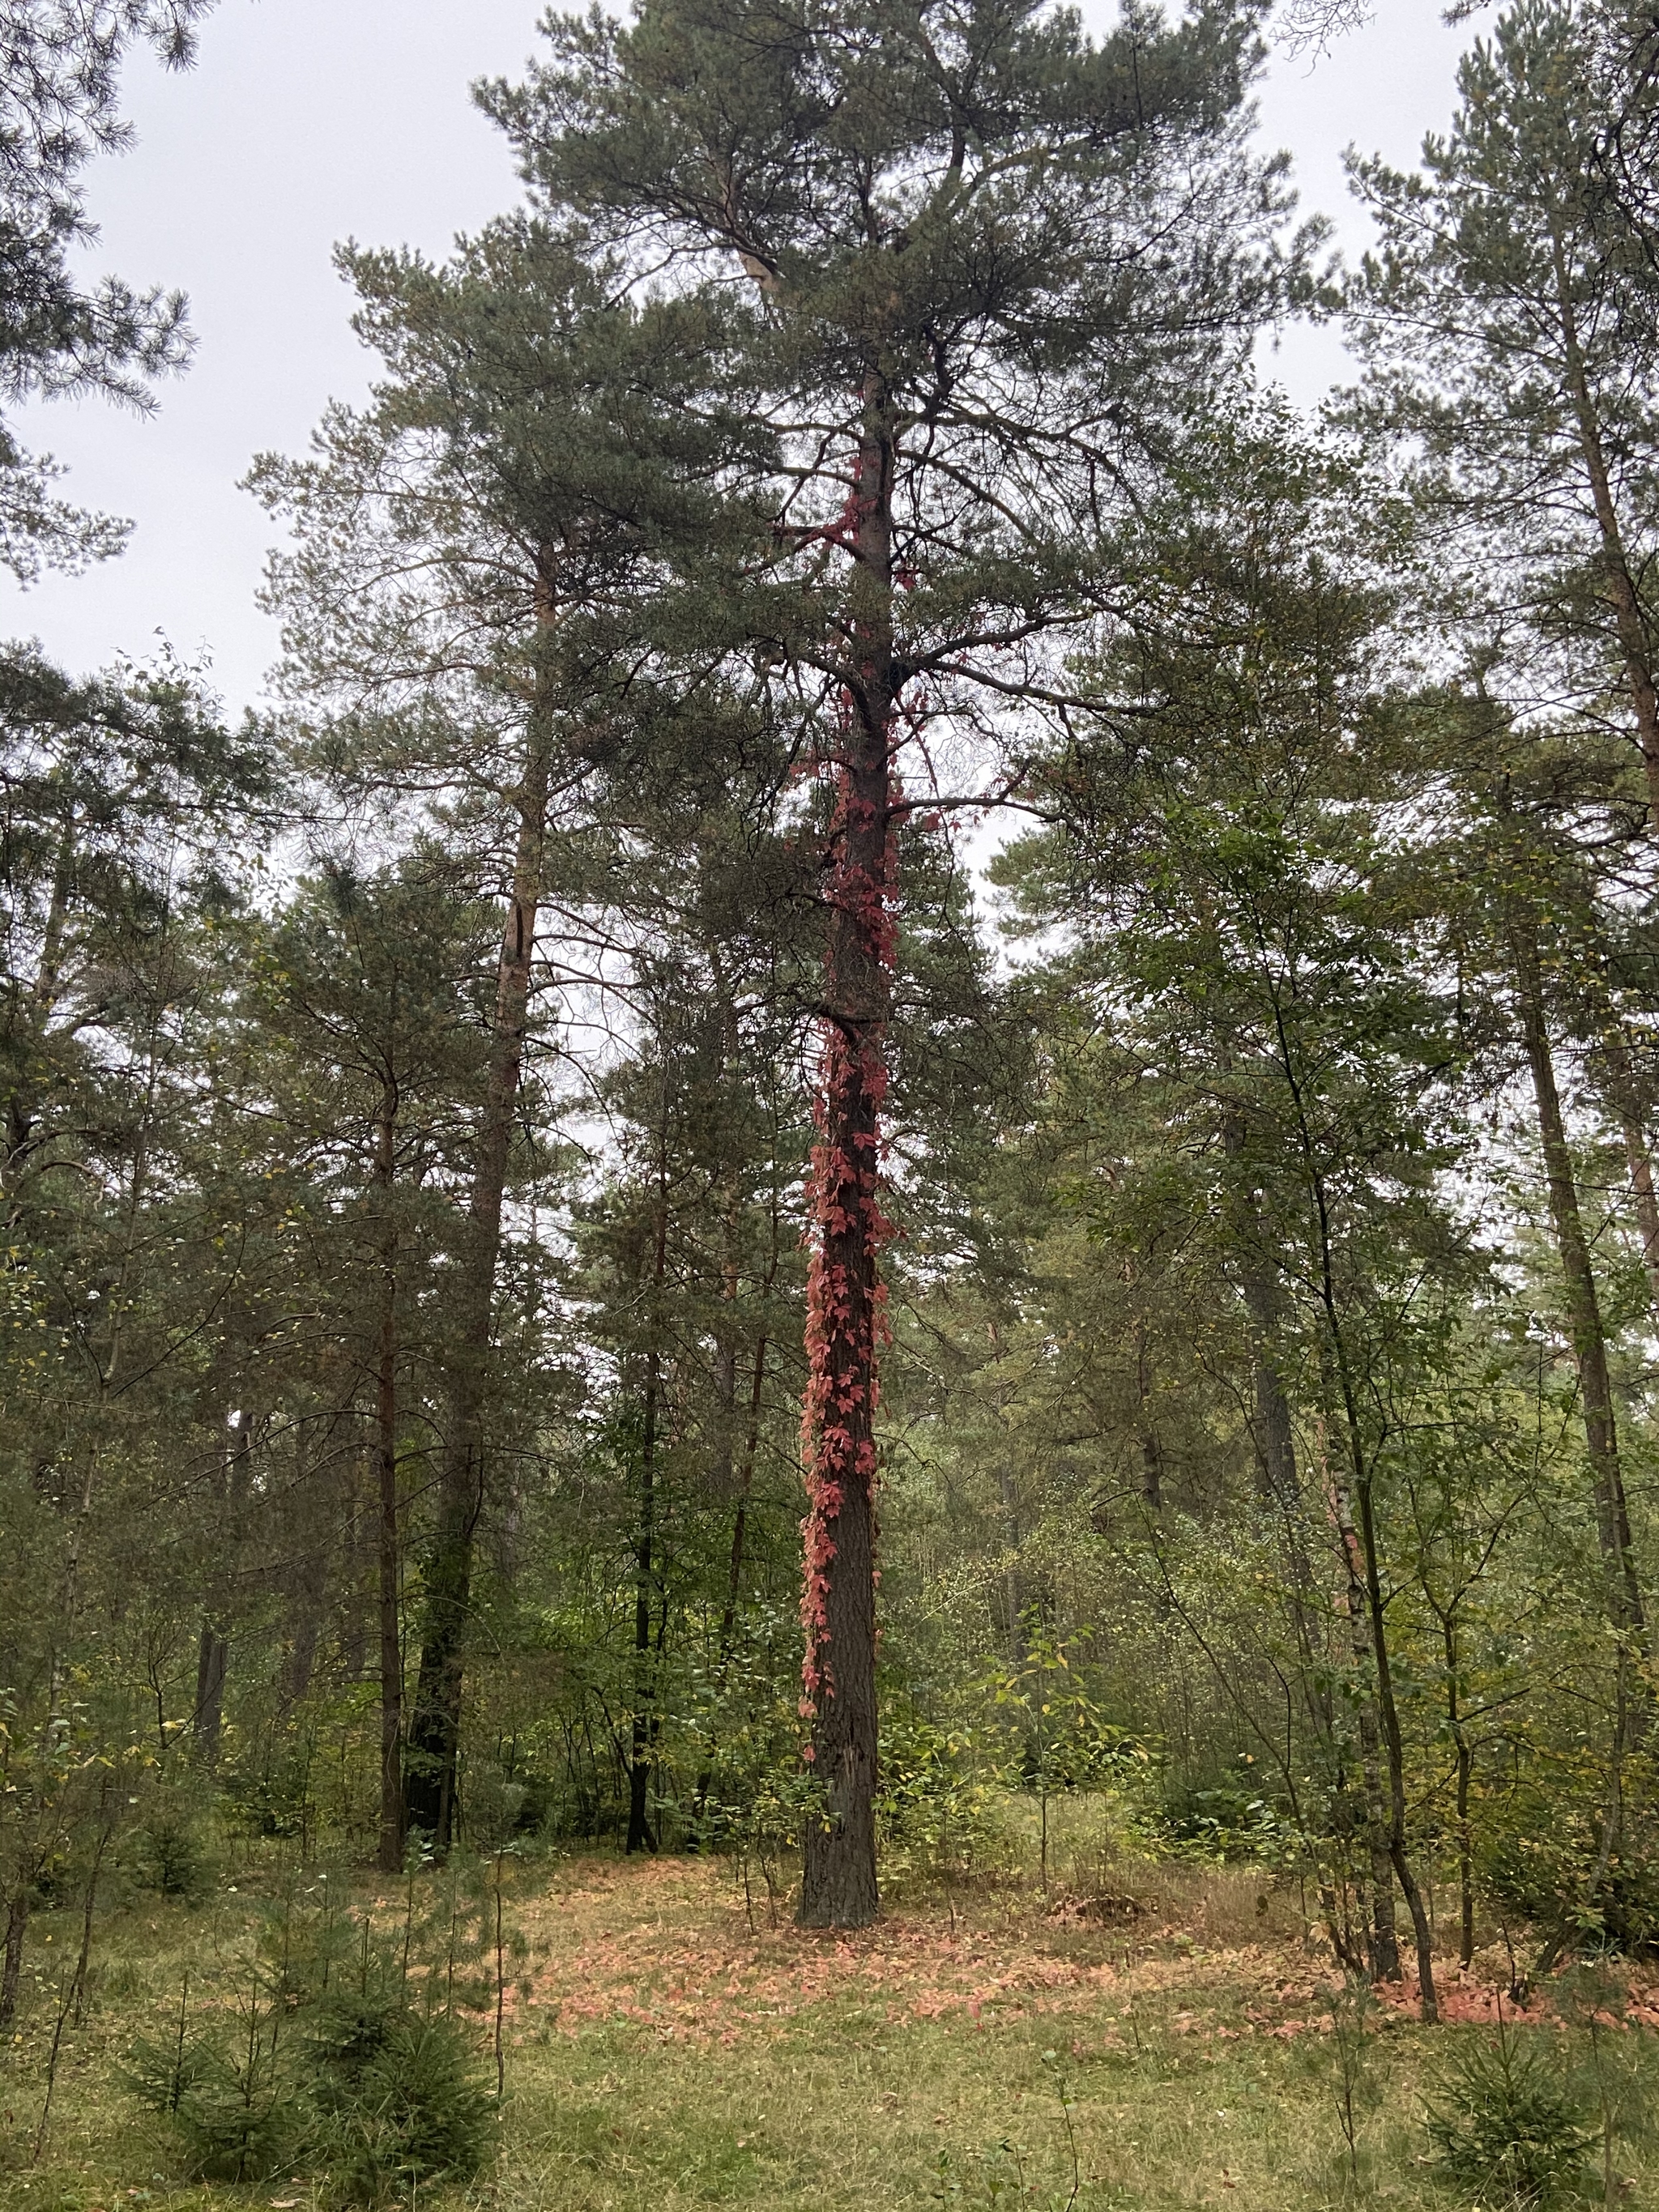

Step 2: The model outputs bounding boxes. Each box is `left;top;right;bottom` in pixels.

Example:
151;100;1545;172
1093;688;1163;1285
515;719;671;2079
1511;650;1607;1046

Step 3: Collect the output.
6;1843;1659;2211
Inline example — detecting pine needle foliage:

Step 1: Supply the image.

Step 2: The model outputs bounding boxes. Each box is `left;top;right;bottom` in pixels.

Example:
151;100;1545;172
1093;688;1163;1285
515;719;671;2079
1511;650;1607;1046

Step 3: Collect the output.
126;1882;500;2202
1425;2028;1598;2206
301;1995;497;2207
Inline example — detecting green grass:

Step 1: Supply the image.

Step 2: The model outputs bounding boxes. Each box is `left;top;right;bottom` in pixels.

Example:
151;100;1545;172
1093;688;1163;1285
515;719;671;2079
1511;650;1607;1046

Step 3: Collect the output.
3;1839;1657;2211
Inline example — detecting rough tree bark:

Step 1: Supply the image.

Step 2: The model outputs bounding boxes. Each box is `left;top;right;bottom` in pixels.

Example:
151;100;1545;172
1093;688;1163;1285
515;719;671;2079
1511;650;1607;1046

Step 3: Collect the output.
799;385;897;1930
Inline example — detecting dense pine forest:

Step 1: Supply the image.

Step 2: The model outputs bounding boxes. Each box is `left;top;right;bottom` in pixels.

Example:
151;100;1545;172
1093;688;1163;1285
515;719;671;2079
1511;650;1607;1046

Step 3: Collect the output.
10;0;1659;2202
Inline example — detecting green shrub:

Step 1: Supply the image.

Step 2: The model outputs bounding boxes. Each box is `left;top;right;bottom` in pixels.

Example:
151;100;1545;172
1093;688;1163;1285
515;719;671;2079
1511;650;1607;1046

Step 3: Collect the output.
222;1745;315;1839
1480;1796;1659;1958
1153;1780;1293;1865
126;2019;291;2184
1425;2030;1596;2206
129;1807;214;1900
130;1957;497;2203
300;1993;497;2206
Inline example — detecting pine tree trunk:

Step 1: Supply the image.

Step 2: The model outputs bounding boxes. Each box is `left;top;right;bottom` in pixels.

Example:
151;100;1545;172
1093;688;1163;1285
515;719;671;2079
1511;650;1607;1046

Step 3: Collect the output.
373;1095;405;1876
193;1407;249;1764
193;1626;227;1763
4;804;75;1182
985;1320;1023;1661
712;989;743;1494
279;1559;326;1714
627;1143;669;1856
1134;1316;1164;1511
1512;918;1648;1941
718;1336;768;1661
999;1464;1023;1664
799;389;896;1930
1223;1114;1303;1519
1511;921;1644;1639
1618;1104;1659;1322
405;680;552;1851
1248;1327;1300;1519
1597;1029;1659;1323
625;1404;658;1855
1547;219;1659;820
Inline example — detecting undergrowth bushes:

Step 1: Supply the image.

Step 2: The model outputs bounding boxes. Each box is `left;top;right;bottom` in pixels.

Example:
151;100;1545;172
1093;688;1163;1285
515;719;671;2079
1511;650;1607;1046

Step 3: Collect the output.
126;1865;505;2202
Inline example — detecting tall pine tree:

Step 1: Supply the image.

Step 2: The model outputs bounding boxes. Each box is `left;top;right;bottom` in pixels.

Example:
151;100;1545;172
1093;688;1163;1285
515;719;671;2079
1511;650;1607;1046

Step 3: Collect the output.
490;0;1301;1923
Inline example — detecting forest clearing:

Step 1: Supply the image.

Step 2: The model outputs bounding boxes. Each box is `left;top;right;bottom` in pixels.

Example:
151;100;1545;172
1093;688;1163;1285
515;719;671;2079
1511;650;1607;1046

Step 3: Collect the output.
15;1830;1659;2212
11;0;1659;2204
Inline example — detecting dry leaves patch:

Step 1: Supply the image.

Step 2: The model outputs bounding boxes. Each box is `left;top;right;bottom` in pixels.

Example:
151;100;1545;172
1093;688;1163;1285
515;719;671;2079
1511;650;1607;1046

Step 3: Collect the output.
510;1859;1342;2048
506;1860;1659;2056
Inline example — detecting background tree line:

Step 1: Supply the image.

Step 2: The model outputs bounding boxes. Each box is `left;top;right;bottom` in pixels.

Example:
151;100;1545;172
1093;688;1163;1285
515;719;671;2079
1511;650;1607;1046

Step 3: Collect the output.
6;0;1659;2010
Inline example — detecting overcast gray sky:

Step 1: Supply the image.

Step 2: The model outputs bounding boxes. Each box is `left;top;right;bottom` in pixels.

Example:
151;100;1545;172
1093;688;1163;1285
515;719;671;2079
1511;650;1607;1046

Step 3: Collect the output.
2;0;1473;714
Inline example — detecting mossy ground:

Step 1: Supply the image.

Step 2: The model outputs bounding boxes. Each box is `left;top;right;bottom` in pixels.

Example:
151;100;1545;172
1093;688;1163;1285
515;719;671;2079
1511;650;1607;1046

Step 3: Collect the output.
4;1830;1658;2211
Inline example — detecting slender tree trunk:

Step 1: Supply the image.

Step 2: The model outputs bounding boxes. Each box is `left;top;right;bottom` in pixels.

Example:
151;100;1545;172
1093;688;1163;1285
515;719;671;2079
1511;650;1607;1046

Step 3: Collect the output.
1222;1104;1342;1841
193;1406;249;1765
1223;1114;1303;1519
1512;917;1647;1948
70;1809;113;2026
1548;220;1659;820
800;386;896;1930
1511;920;1644;1639
1324;1444;1402;1987
985;1319;1024;1661
279;1560;326;1715
1134;1316;1164;1511
4;804;75;1183
0;1894;25;2030
626;1383;658;1853
1352;1468;1439;2022
193;1627;228;1764
1439;1612;1477;1971
406;657;554;1852
711;989;743;1494
718;1336;769;1663
30;811;75;1021
692;1334;773;1839
1595;1028;1659;1323
1248;1321;1300;1520
1316;1259;1436;2019
373;1091;405;1875
998;1464;1023;1665
695;1161;783;1833
627;1136;669;1857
